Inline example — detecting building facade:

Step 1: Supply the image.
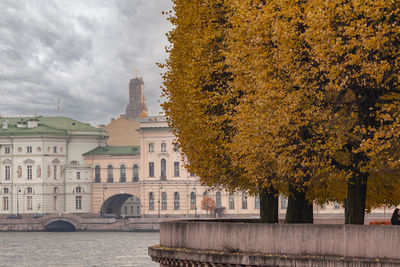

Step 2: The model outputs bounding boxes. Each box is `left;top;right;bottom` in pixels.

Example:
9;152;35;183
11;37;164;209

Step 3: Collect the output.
0;116;107;215
85;116;261;218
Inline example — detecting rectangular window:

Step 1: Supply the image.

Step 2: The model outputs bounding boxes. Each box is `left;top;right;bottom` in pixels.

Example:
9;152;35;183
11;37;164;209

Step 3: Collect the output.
27;146;32;153
281;197;288;209
54;196;57;211
148;143;154;152
131;206;134;214
149;162;154;177
174;162;180;177
161;143;167;152
53;165;57;180
76;196;82;210
3;197;8;211
27;165;32;180
53;146;57;153
255;195;260;209
4;147;10;154
229;195;235;210
5;166;10;181
77;172;81;180
27;196;32;210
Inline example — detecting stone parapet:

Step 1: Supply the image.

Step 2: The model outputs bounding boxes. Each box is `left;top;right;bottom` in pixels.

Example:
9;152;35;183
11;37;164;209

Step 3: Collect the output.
149;220;400;267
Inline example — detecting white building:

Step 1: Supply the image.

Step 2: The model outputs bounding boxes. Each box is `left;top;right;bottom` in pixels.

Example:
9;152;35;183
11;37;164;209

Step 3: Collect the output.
0;115;107;215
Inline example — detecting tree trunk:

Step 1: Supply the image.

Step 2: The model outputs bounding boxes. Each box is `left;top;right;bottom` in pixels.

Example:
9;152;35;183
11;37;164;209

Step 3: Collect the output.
345;172;367;224
260;185;279;223
285;183;313;223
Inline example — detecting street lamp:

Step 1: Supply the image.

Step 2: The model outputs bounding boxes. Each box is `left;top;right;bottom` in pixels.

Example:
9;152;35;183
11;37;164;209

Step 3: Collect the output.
193;187;197;219
158;184;162;218
102;184;107;216
16;187;21;216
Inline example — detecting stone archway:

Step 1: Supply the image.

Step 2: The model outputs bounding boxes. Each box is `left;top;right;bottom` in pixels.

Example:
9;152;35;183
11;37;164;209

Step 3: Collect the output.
101;193;141;218
45;220;77;232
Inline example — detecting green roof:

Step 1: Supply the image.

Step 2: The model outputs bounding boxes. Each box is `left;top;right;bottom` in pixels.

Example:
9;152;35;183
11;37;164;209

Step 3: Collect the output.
83;146;140;156
0;116;104;136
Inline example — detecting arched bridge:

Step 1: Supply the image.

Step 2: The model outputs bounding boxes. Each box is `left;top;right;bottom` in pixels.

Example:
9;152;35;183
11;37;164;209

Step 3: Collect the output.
40;213;82;231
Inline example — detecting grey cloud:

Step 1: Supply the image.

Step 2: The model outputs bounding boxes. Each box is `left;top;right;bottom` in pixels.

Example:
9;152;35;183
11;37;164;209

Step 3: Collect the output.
0;0;172;126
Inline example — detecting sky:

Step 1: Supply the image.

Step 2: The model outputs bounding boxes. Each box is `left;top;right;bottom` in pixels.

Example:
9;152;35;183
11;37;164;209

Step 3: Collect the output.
0;0;173;127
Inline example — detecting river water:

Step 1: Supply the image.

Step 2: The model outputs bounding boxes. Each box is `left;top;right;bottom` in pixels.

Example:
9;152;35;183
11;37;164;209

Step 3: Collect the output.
0;231;159;267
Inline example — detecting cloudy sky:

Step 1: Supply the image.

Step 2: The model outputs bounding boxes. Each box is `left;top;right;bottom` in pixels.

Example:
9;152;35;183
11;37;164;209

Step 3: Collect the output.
0;0;173;126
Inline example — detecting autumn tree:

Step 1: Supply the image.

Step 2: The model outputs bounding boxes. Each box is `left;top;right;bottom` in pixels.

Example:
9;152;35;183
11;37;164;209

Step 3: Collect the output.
201;196;217;215
303;0;400;224
162;0;279;223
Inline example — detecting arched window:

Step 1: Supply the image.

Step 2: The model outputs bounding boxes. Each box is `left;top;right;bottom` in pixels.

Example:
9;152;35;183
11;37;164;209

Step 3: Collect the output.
95;165;101;183
216;191;222;207
75;186;82;193
161;192;167;210
174;192;180;210
229;194;235;210
120;165;126;182
149;192;154;210
190;192;196;210
161;159;166;180
242;192;247;209
107;165;113;183
255;195;260;209
133;164;139;182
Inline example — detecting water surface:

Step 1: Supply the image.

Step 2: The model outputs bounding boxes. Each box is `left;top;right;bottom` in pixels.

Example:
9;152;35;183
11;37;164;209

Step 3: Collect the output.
0;231;159;267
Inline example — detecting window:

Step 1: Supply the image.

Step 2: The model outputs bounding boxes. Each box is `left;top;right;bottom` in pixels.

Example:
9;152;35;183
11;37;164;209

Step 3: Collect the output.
76;187;82;193
174;162;180;177
27;196;32;210
120;165;126;182
149;192;154;210
54;187;58;194
53;146;57;153
161;192;167;210
174;192;180;210
5;166;10;181
53;165;57;180
149;162;154;177
161;143;167;152
133;164;139;182
3;197;8;211
27;165;32;180
281;197;288;209
216;192;222;207
131;206;134;214
242;192;248;209
255;195;260;209
54;196;57;210
107;165;113;183
3;188;9;194
173;143;179;151
190;192;196;210
77;172;81;180
27;187;33;194
95;165;101;183
76;196;82;210
189;172;195;177
148;143;154;152
27;146;32;153
333;202;341;209
4;147;10;154
124;206;127;214
161;159;166;180
229;194;235;210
